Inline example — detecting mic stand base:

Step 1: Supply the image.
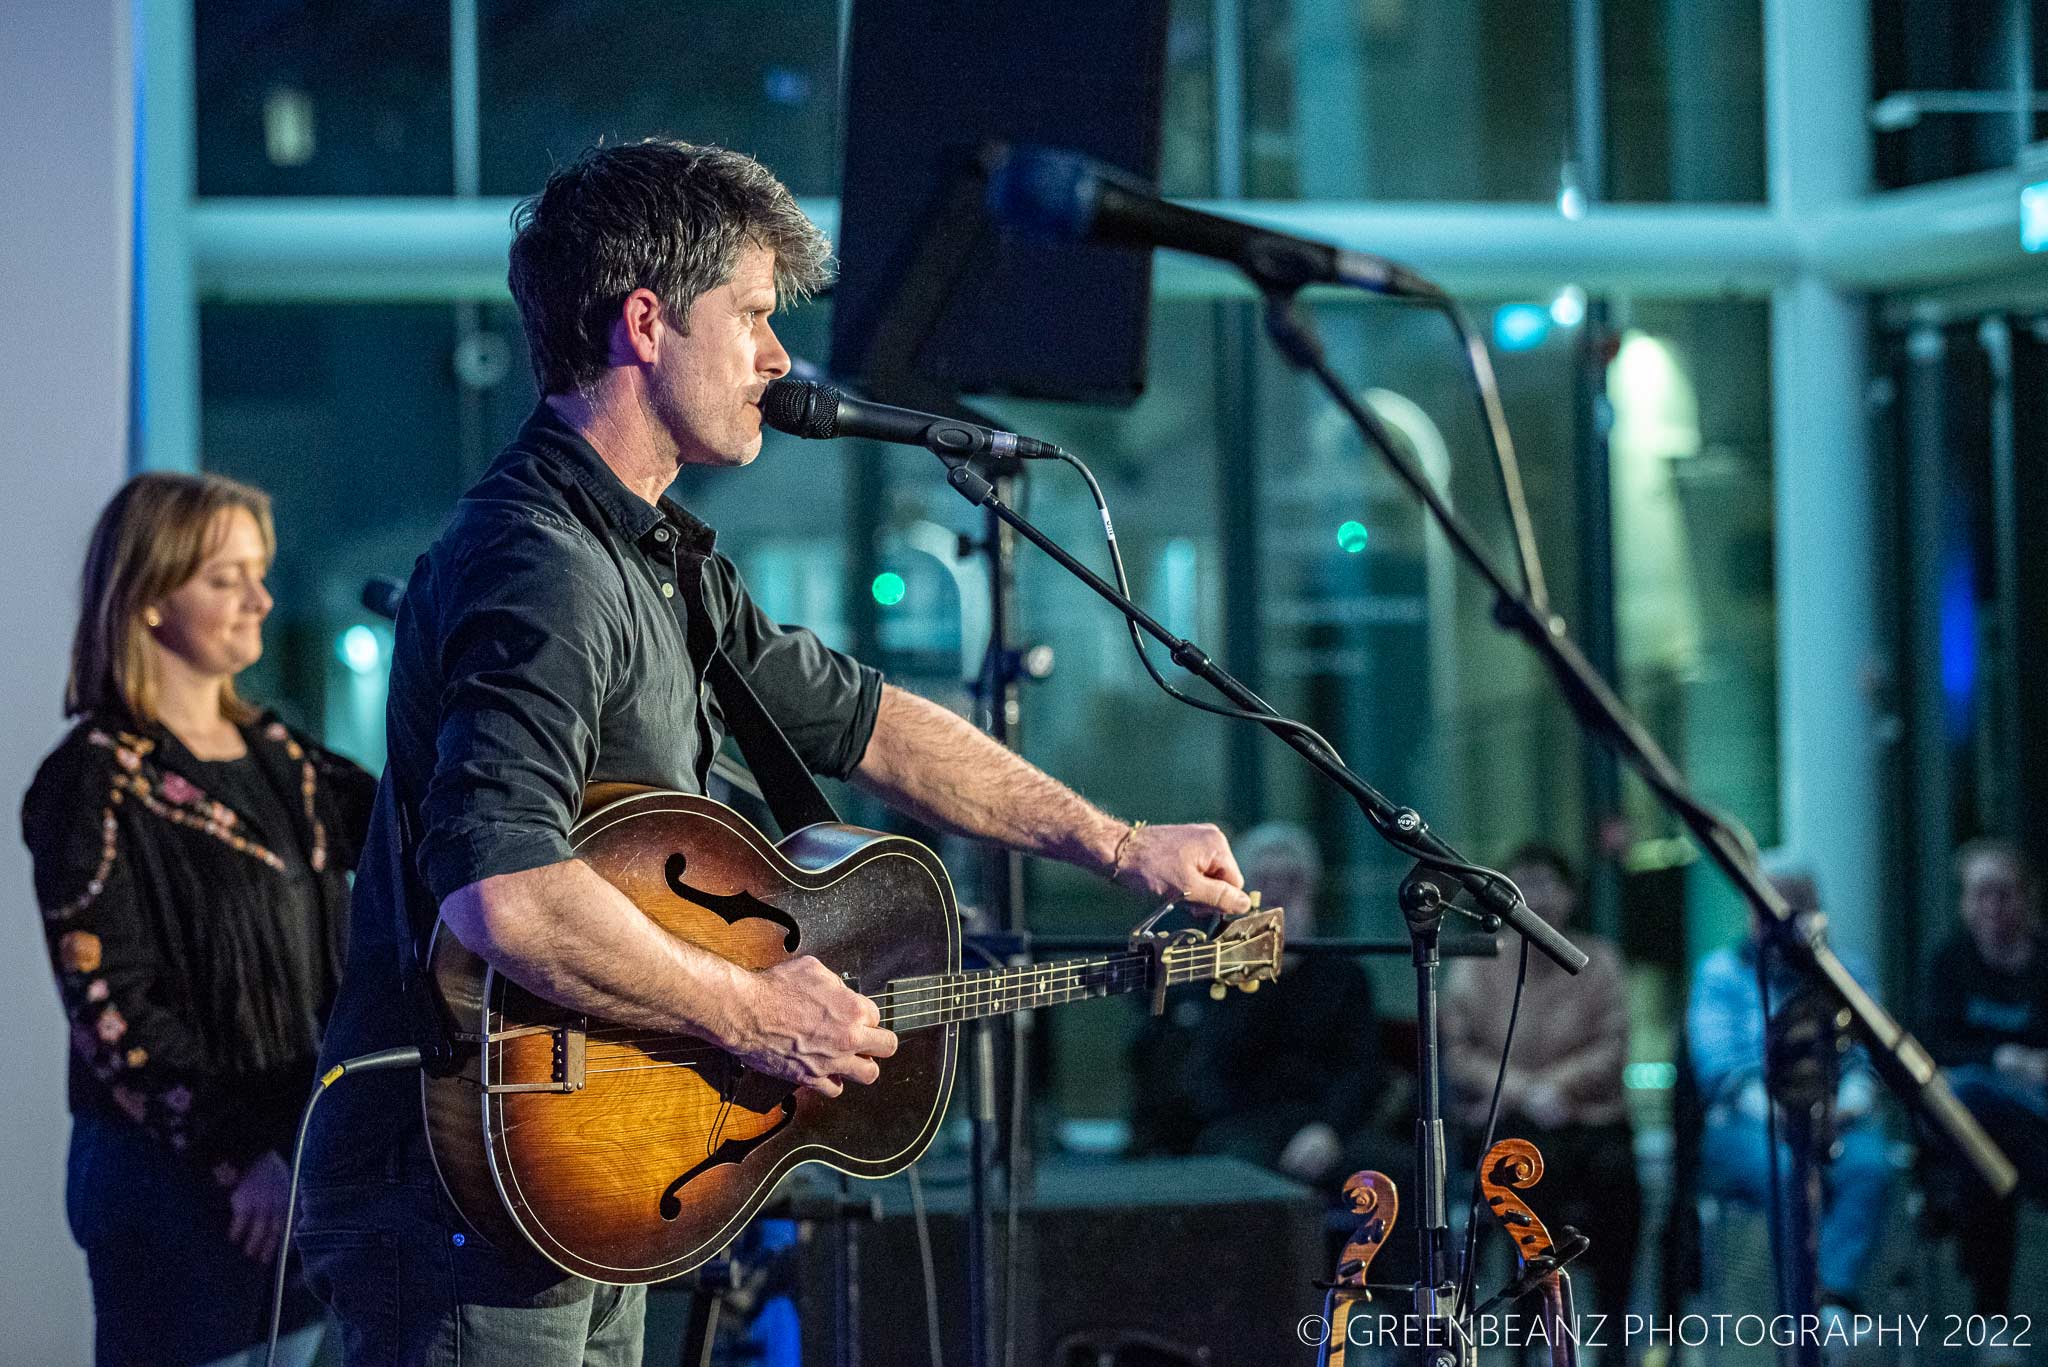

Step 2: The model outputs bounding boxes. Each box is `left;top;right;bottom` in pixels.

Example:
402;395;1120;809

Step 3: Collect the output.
1402;864;1479;1367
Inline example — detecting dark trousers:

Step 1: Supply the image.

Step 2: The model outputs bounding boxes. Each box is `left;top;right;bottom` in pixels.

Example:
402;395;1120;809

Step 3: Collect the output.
293;1132;645;1367
1938;1065;2048;1314
67;1110;324;1367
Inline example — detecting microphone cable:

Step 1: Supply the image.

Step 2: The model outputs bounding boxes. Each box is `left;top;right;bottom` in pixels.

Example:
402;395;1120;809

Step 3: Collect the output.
1452;937;1532;1320
263;1046;425;1367
1049;446;1519;894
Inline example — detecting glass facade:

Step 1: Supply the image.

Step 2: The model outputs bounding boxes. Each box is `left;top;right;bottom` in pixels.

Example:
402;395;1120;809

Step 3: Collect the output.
192;0;2021;1138
1874;0;2048;188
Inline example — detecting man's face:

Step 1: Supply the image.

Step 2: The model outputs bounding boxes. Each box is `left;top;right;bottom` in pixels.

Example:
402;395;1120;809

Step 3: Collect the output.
1960;850;2031;961
649;243;791;468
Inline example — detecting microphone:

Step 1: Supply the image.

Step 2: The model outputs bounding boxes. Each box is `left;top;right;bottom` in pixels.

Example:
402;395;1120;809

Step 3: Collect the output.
986;144;1443;300
760;378;1066;461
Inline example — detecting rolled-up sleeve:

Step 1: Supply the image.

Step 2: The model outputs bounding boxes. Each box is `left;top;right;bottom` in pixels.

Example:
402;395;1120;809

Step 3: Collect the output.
713;554;882;780
417;510;626;904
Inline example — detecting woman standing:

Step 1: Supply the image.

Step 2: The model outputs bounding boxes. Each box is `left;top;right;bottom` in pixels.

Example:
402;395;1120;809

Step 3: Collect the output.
22;473;374;1367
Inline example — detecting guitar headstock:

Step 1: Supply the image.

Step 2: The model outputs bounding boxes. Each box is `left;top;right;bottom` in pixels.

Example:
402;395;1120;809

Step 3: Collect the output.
1209;908;1284;993
1132;908;1285;1015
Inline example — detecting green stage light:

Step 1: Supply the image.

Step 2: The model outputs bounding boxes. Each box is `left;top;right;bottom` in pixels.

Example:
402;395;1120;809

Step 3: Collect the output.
1336;520;1369;554
871;571;907;606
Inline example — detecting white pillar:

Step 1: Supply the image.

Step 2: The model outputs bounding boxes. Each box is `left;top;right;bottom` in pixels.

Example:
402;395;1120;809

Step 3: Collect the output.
135;0;198;472
0;0;132;1358
1762;0;1884;966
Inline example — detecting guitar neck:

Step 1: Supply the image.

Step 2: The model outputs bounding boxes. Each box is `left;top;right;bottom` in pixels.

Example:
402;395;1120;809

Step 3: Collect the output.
877;946;1226;1032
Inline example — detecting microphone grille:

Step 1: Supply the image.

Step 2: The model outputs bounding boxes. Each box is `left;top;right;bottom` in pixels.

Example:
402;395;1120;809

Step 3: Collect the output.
760;378;839;439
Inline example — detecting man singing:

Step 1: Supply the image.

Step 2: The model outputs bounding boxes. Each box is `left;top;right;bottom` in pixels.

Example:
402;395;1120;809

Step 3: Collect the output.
295;139;1250;1366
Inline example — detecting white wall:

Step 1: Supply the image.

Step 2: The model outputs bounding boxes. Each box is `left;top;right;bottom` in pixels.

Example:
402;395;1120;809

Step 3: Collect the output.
0;0;132;1359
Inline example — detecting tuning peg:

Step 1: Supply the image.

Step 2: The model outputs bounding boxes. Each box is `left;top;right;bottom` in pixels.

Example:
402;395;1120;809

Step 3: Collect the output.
1242;979;1260;993
1210;983;1228;1000
1247;890;1262;909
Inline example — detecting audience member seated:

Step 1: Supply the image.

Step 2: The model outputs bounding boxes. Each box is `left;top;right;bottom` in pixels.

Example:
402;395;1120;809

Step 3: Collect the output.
1127;822;1404;1198
1919;837;2048;1317
1443;843;1641;1320
1688;865;1888;1323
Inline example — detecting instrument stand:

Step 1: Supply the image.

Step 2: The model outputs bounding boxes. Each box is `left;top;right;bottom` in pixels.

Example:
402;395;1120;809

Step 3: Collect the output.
1760;930;1847;1367
677;1255;741;1367
966;1013;1000;1367
1400;864;1488;1367
964;459;1032;1367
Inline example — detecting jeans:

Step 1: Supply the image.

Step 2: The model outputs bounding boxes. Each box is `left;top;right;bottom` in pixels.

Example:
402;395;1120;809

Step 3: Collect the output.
1699;1112;1891;1302
199;1323;325;1367
1937;1065;2048;1312
294;1133;645;1367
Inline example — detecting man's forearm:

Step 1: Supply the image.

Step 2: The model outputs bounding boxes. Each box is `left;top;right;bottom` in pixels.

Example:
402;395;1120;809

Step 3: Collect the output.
853;684;1127;874
440;858;756;1044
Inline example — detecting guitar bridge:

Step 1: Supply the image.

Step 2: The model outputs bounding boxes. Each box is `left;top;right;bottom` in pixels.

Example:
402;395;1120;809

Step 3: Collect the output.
481;1021;588;1094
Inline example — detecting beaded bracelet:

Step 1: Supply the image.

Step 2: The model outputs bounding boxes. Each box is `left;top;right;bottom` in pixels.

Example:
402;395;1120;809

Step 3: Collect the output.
1108;820;1148;880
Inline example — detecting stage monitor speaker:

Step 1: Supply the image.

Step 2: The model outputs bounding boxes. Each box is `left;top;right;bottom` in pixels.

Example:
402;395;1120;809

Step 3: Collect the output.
794;1155;1325;1366
829;0;1170;407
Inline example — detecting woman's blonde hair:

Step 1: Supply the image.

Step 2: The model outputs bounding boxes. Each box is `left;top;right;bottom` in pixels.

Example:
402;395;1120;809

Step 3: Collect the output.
66;472;276;725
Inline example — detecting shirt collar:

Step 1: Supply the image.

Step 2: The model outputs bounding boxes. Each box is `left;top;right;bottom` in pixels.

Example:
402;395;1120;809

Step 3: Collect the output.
519;401;717;556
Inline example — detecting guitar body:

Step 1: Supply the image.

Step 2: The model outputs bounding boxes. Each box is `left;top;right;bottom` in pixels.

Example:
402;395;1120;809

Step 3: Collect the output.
423;790;959;1284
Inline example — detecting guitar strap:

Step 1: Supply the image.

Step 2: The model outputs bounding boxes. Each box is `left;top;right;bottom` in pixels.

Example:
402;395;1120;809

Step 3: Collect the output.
680;554;842;837
701;647;840;834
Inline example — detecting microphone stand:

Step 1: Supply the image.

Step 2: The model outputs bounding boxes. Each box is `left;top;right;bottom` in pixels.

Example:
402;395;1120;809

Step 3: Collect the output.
965;461;1029;1367
1246;282;2015;1219
912;432;1586;1367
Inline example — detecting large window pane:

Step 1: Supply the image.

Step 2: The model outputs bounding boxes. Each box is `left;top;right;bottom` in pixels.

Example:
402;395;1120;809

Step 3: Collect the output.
196;0;453;195
1605;0;1767;203
1606;300;1777;962
1874;0;2048;188
478;0;843;197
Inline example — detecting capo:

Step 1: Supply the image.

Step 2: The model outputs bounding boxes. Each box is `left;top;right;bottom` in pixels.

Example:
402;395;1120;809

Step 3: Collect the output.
1129;920;1203;1016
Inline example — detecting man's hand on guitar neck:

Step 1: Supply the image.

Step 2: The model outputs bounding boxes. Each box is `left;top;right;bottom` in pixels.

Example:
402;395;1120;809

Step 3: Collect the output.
727;956;899;1098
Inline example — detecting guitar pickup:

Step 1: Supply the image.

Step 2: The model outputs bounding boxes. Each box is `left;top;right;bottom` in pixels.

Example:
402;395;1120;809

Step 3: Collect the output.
481;1020;588;1094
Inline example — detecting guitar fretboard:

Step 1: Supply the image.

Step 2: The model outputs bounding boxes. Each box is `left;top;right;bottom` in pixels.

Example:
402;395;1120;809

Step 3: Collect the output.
876;946;1240;1033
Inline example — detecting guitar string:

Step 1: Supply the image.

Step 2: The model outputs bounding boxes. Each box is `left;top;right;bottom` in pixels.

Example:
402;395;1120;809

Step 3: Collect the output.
575;945;1251;1052
576;941;1259;1047
579;972;1253;1065
579;947;1220;1031
578;969;1222;1073
572;949;1264;1071
573;942;1245;1037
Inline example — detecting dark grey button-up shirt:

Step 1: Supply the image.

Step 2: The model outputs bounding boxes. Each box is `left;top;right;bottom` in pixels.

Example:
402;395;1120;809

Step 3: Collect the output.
308;401;883;1181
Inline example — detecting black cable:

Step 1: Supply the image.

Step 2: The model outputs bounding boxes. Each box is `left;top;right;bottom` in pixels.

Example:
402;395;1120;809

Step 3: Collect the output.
1051;451;1346;762
1436;299;1549;611
905;1166;947;1367
264;1046;424;1367
1453;937;1532;1317
1050;448;1521;896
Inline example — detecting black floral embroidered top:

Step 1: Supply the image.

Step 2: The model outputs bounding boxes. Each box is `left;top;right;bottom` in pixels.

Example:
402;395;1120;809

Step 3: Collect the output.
22;713;374;1187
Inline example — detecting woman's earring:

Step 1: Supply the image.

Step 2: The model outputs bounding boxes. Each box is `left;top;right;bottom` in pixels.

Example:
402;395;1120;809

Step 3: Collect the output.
143;607;162;629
